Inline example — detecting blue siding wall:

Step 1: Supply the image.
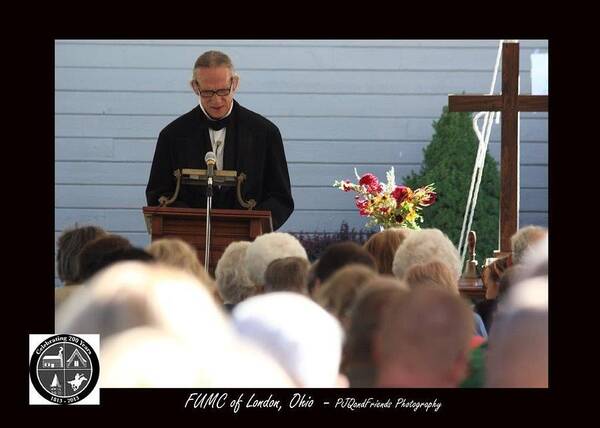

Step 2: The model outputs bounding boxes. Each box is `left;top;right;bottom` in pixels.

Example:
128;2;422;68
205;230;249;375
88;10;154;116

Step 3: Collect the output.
55;39;548;285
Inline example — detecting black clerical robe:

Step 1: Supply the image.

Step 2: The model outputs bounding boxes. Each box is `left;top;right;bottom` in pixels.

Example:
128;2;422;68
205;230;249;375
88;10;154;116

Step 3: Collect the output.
146;100;294;230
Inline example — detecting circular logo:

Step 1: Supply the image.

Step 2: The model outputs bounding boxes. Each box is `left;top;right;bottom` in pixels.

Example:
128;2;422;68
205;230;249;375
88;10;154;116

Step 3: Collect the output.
29;334;99;404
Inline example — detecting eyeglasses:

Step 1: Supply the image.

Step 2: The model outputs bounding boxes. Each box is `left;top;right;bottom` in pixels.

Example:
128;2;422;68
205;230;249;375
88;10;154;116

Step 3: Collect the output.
194;79;233;98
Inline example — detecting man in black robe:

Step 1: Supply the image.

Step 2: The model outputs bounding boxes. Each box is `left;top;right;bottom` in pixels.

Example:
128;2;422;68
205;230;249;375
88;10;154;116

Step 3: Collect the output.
146;51;294;230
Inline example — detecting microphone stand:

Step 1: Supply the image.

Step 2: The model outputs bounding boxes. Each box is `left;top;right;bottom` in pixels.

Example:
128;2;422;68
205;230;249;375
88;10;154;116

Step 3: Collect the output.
205;167;214;270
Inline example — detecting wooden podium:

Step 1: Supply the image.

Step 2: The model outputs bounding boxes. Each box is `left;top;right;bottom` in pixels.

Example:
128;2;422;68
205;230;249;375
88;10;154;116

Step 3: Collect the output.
142;207;273;275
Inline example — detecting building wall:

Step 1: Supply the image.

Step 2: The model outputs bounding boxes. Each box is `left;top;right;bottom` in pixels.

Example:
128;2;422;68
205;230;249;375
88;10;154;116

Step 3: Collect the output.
55;39;548;285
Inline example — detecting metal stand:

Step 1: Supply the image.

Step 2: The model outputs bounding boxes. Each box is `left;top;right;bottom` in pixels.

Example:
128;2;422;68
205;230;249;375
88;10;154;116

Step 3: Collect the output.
204;177;213;269
158;166;258;270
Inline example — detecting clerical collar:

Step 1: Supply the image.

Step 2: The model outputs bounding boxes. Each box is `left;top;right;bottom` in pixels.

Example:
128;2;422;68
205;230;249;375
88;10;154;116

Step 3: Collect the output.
198;100;234;130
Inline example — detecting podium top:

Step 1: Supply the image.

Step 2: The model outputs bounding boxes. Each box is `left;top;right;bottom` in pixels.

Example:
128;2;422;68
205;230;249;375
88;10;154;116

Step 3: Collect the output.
142;206;273;235
143;206;270;217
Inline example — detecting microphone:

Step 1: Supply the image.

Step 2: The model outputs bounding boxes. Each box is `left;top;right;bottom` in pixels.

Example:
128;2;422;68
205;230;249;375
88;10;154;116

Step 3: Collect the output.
205;151;217;178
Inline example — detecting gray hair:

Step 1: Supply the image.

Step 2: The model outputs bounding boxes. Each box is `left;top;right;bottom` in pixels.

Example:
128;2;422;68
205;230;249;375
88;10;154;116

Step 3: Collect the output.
191;50;238;83
510;225;548;265
245;232;308;287
392;228;461;281
194;50;235;70
214;241;255;304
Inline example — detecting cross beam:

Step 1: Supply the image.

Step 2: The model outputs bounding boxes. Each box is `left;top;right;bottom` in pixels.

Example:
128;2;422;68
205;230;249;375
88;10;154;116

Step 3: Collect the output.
448;41;548;255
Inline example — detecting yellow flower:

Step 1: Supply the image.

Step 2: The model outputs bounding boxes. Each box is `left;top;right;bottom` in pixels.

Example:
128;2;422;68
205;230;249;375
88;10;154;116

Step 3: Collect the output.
406;209;417;223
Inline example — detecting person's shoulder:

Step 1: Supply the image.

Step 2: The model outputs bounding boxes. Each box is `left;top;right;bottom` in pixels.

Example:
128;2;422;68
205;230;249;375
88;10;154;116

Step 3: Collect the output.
236;102;280;135
160;106;201;136
55;285;84;306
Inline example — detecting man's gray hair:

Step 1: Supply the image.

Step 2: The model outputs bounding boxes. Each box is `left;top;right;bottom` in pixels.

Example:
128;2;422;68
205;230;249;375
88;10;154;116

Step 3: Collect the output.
245;232;308;287
215;241;255;304
392;228;461;281
194;50;235;70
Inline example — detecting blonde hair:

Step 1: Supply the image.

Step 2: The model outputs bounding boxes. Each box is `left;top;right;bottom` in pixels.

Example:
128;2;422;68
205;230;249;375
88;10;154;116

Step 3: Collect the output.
363;229;409;275
146;238;217;299
404;260;460;295
313;264;378;327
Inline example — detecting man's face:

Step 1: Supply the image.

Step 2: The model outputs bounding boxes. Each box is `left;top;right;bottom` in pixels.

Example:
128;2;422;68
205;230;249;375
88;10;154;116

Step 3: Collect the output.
193;66;237;119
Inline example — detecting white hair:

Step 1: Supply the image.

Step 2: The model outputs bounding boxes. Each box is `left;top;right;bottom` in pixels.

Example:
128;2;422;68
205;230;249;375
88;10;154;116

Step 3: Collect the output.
516;235;548;282
392;228;461;281
214;241;255;304
510;225;548;265
232;292;344;387
244;232;308;286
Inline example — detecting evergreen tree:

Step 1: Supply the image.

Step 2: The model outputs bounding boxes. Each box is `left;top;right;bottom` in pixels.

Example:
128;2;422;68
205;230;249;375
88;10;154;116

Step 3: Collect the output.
403;106;500;267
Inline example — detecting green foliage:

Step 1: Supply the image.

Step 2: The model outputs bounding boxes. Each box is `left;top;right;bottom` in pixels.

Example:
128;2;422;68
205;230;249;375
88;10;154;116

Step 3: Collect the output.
403;106;501;266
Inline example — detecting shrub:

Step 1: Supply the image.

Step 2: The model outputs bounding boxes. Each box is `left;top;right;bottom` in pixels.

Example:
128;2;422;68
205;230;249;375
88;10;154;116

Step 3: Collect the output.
403;106;501;266
291;222;375;262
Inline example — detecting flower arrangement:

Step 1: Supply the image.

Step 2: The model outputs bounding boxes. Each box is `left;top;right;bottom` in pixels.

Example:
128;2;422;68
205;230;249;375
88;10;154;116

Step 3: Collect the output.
333;167;436;230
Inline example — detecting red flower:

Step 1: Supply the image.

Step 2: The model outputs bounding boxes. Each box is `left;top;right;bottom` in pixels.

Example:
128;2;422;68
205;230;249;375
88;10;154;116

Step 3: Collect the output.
359;173;378;187
420;191;437;206
359;173;382;194
355;199;370;216
392;186;412;203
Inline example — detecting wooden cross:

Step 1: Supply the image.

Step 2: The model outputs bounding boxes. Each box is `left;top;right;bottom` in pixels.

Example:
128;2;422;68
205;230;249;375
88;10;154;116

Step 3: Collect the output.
448;41;548;255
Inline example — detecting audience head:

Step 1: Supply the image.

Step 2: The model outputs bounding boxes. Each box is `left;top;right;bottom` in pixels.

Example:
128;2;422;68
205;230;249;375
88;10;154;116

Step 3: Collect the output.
313;264;378;330
57;262;213;339
312;241;377;295
78;235;154;283
146;238;216;297
214;241;255;305
232;292;346;387
57;225;107;285
245;232;308;287
363;228;409;275
305;261;319;295
405;260;460;295
516;234;548;282
486;276;548;387
510;225;548;265
482;255;512;299
392;228;461;281
57;261;293;387
376;287;473;387
264;256;310;295
342;278;409;387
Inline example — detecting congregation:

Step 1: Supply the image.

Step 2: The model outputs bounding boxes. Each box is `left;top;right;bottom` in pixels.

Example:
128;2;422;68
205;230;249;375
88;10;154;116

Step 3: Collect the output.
54;224;548;388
